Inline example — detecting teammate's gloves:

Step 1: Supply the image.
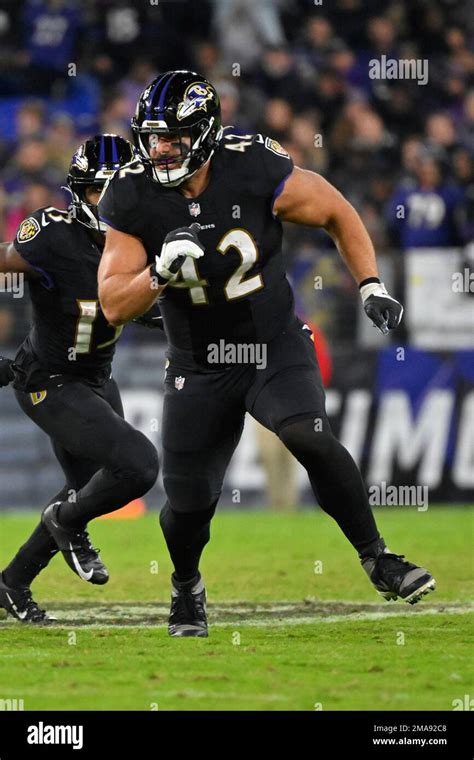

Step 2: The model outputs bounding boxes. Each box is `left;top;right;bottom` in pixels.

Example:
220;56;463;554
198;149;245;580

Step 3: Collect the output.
0;356;15;387
132;302;164;330
359;278;404;335
151;223;204;283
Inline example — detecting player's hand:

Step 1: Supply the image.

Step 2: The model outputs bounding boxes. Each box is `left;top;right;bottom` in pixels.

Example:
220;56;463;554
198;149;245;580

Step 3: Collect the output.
360;281;403;335
155;223;204;281
0;356;15;387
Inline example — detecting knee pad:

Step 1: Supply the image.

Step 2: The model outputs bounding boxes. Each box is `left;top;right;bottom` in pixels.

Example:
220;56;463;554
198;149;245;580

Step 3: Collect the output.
159;499;217;529
278;417;338;467
163;473;218;514
111;431;159;490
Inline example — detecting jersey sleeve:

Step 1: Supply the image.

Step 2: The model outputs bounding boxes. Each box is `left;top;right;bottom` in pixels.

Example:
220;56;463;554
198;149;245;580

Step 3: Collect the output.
13;210;54;287
248;134;294;204
98;161;144;237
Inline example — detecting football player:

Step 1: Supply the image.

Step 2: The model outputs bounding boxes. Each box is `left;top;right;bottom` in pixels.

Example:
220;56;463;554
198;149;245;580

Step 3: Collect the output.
0;135;160;622
98;72;436;637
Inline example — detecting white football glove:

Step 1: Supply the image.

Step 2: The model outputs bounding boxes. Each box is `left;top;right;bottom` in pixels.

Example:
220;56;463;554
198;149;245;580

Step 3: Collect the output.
155;223;204;281
360;280;404;335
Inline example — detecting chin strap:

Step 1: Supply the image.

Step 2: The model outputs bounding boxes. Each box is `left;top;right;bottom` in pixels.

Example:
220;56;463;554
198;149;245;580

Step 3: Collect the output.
63;185;105;232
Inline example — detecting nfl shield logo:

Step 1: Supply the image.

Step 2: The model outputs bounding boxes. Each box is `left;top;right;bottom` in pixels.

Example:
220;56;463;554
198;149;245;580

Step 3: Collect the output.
175;376;185;390
189;202;201;217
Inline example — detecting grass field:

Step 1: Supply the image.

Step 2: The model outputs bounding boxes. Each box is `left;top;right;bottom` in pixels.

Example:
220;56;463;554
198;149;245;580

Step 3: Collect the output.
0;506;472;711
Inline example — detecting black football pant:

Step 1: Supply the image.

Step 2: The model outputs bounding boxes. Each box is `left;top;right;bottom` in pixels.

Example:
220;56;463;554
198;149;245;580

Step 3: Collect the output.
159;318;382;583
3;377;159;588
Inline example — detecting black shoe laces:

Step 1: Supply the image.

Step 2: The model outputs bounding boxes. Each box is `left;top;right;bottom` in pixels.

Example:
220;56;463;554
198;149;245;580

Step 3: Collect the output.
17;588;47;620
70;529;100;560
374;552;413;578
170;589;206;625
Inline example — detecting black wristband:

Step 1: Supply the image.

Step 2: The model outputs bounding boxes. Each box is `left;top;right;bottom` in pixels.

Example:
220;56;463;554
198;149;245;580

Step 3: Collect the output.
149;262;169;286
359;276;381;290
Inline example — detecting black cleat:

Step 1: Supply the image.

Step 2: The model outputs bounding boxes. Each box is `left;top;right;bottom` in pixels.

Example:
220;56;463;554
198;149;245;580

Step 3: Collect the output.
42;502;109;585
362;550;436;605
0;573;56;623
168;573;208;637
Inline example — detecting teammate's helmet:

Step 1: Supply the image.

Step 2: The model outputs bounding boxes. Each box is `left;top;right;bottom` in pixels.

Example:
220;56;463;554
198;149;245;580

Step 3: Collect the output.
67;134;135;232
131;70;222;187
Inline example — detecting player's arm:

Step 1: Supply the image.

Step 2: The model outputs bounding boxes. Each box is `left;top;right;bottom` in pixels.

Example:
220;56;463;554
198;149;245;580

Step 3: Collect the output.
0;241;23;388
274;167;403;334
99;224;204;327
98;228;161;326
0;355;15;387
0;241;39;278
132;301;164;329
274;167;378;281
0;241;38;389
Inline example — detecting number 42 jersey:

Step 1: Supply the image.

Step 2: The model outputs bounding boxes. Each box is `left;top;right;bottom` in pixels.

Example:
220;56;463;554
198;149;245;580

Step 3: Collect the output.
99;131;296;369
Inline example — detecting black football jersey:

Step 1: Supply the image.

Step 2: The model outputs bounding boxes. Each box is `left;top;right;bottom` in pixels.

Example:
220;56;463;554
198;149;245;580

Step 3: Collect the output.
13;207;122;386
99;131;295;369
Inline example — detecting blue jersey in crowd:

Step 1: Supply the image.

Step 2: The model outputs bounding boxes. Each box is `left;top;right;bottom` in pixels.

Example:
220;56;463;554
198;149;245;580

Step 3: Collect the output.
387;180;464;248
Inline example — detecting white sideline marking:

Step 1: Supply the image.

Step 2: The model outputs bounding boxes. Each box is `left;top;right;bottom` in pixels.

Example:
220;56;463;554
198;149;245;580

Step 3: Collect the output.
211;606;474;628
1;602;471;629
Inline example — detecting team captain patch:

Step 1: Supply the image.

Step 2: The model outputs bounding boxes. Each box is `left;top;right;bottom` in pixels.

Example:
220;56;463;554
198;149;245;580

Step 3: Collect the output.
265;137;290;158
17;217;41;243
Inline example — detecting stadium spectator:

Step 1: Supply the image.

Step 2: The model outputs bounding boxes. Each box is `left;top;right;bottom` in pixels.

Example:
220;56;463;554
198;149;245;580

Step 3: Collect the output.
0;0;470;346
213;0;286;69
386;155;464;249
4;180;57;241
14;100;46;143
21;0;82;95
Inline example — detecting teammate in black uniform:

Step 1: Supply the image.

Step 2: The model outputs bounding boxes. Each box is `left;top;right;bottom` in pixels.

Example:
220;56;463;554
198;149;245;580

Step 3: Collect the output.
98;72;436;637
0;135;159;622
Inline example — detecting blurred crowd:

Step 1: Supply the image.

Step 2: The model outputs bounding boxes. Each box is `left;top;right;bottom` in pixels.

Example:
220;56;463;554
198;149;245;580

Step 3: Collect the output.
0;0;473;348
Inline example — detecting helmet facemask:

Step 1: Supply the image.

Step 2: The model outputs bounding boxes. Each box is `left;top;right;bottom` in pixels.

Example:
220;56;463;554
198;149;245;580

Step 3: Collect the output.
134;117;221;187
66;176;112;233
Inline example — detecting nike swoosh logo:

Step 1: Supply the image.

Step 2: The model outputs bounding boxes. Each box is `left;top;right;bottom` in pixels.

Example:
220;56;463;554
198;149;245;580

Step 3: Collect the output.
6;592;27;620
41;213;50;227
69;543;94;581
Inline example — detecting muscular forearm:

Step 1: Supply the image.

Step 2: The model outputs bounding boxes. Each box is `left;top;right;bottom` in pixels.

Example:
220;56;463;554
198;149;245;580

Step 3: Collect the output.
275;169;380;285
99;267;166;326
325;202;379;284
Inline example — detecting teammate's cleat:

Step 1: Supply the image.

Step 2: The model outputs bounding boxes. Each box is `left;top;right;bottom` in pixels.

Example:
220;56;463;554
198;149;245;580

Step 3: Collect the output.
0;573;56;623
168;573;208;637
361;550;436;604
42;502;109;585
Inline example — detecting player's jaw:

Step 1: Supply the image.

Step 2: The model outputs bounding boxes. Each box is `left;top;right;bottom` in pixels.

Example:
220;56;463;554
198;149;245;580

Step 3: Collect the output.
84;186;103;207
148;132;191;171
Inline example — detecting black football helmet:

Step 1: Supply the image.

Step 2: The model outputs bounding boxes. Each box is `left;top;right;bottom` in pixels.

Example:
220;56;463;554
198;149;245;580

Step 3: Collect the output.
67;134;135;232
131;70;222;186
